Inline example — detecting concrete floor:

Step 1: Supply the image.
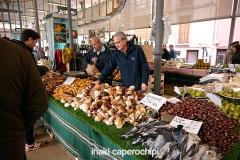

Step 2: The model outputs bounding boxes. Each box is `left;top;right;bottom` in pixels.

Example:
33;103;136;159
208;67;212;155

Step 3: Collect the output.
26;120;76;160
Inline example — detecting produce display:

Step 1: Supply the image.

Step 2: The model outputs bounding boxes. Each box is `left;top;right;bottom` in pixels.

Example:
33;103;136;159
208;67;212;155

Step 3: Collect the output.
54;83;150;128
42;71;66;93
52;78;92;99
178;87;207;98
221;99;240;123
45;70;240;159
158;98;240;155
218;89;240;98
112;68;121;81
120;118;221;159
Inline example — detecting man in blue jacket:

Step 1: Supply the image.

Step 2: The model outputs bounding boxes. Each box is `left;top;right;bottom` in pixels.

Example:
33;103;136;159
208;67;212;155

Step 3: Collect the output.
96;32;149;90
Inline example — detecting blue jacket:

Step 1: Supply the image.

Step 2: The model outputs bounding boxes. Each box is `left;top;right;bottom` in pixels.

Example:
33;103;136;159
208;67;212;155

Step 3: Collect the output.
98;42;149;90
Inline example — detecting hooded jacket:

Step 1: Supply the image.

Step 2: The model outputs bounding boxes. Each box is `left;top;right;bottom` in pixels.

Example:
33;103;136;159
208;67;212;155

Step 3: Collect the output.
11;39;48;76
98;42;149;90
0;38;48;160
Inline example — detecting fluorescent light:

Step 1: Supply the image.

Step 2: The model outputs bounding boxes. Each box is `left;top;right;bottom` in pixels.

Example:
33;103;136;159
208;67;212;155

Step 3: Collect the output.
21;15;35;19
48;2;67;7
29;8;47;13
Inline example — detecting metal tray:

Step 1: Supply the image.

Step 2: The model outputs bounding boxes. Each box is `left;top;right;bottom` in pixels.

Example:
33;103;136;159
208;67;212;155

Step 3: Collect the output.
216;88;240;104
175;87;207;99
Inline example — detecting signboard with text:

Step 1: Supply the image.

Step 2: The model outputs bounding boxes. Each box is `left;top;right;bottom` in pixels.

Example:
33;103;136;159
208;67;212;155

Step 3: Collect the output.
140;93;167;111
170;116;202;134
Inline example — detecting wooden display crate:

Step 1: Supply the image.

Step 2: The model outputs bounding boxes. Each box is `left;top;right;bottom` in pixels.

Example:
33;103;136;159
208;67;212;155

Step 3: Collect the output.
148;73;164;94
164;83;182;96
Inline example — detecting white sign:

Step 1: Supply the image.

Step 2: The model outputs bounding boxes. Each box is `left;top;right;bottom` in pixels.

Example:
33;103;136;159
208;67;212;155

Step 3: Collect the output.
207;93;222;109
63;77;76;85
140;93;167;111
174;86;181;95
167;97;181;104
170;116;202;134
215;83;222;93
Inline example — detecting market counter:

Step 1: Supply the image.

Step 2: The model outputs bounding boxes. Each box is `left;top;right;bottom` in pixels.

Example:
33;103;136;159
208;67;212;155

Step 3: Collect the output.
160;66;207;95
42;96;240;160
161;66;207;77
42;95;147;160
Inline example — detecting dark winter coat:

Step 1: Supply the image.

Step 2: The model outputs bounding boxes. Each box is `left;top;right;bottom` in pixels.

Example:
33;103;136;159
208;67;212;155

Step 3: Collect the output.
0;38;48;160
11;39;48;76
82;44;112;72
162;48;170;60
231;50;240;64
98;42;149;90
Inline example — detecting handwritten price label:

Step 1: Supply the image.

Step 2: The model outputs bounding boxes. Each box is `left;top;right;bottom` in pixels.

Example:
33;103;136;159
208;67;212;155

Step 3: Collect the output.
63;77;76;85
170;116;202;134
140;93;167;111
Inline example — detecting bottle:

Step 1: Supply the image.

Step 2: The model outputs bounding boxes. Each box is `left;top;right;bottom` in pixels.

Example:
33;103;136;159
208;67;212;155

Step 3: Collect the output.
139;37;142;45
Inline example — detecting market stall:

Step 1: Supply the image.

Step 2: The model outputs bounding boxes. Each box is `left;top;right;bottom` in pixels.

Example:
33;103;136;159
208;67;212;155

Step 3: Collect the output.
42;96;147;160
41;70;240;160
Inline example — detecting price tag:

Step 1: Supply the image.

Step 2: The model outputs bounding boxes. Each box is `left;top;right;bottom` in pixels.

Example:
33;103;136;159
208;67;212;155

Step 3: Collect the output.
167;97;181;104
207;93;222;109
174;86;181;95
215;83;222;93
176;63;182;69
140;93;167;111
169;116;202;134
63;77;76;85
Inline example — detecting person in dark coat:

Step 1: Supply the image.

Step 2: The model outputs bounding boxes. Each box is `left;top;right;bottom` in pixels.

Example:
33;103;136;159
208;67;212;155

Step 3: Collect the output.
0;38;48;160
96;32;149;90
162;44;169;60
11;29;49;151
82;36;112;72
11;29;49;76
231;44;240;64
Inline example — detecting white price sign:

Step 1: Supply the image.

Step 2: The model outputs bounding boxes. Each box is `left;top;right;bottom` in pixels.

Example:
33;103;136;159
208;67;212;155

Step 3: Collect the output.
167;97;181;104
174;86;181;95
170;116;202;134
63;77;76;85
215;83;222;93
140;93;167;111
207;93;222;109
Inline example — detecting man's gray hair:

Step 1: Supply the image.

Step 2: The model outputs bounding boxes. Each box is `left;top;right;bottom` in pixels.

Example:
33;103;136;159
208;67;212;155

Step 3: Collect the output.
113;32;127;40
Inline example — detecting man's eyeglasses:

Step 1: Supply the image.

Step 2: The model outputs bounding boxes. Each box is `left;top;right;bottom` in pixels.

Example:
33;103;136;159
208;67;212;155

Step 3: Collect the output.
113;40;123;45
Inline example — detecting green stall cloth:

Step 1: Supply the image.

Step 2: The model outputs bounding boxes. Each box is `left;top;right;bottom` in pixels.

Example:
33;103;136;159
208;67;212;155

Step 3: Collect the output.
42;95;149;160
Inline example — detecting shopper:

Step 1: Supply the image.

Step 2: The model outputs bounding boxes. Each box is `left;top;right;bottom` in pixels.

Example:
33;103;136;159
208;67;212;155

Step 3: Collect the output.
11;29;49;151
168;44;177;60
11;29;49;75
231;43;240;64
0;38;48;160
223;41;239;65
162;44;169;60
82;36;112;72
96;32;149;90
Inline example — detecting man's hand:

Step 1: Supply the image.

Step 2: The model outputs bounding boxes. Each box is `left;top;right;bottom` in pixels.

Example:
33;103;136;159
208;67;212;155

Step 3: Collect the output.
141;83;147;91
91;57;98;64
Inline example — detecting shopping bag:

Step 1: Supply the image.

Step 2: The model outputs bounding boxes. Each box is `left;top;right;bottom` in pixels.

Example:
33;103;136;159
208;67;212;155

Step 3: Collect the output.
86;64;100;76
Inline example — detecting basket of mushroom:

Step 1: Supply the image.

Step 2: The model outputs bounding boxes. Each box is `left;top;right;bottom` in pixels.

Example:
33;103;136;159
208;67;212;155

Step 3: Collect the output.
58;83;152;129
